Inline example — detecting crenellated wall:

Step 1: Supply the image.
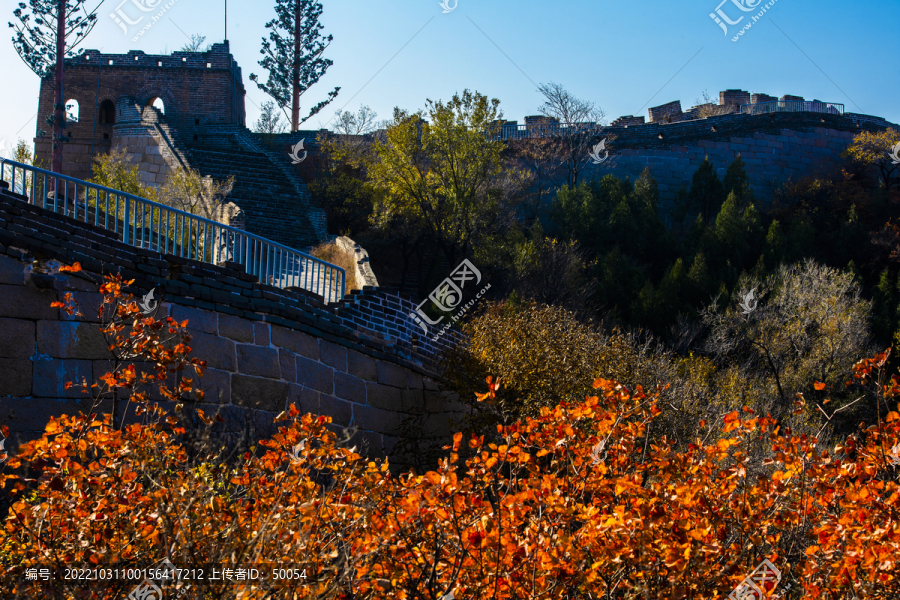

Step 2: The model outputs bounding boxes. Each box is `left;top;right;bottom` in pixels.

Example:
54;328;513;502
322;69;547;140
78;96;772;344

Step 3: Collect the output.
510;110;898;214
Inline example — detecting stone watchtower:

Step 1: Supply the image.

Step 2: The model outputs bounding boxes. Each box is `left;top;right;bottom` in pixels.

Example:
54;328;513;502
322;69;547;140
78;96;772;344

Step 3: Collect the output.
33;42;326;251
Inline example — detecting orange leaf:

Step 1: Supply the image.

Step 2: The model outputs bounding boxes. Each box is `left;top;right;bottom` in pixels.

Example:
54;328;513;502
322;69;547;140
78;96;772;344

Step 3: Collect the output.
814;382;826;391
59;262;82;272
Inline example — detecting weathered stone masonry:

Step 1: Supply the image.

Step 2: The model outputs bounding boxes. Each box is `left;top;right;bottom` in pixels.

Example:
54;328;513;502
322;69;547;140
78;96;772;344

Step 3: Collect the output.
33;43;326;250
0;184;465;459
522;110;899;214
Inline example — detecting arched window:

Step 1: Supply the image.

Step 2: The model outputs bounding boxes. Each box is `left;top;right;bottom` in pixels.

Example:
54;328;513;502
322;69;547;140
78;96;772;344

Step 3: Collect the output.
65;99;79;122
149;97;165;114
99;99;115;124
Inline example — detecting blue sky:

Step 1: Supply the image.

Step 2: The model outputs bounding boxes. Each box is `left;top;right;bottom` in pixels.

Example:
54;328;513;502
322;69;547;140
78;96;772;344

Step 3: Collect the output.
1;0;898;152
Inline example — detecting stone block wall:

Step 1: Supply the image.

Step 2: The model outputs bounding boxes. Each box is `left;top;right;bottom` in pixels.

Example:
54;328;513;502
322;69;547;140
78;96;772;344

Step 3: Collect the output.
114;133;177;187
510;110;898;213
720;89;751;108
33;43;245;181
0;187;467;462
599;126;858;213
648;101;683;123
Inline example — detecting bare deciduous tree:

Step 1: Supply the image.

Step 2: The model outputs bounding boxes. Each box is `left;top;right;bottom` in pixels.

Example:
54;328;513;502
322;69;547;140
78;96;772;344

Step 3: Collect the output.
537;82;608;188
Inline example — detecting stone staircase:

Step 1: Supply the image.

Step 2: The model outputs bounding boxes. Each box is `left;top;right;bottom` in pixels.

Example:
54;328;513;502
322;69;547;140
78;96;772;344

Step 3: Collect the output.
180;140;321;250
248;130;330;242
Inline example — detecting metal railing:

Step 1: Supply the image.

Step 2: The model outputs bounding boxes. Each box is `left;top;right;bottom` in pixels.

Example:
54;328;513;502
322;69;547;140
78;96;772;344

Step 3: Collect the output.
0;159;345;303
492;122;605;141
739;101;844;116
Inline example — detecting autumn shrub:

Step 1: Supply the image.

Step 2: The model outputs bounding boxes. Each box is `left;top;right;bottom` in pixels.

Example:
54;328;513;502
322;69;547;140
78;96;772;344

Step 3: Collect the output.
3;267;900;599
703;259;874;436
312;238;362;292
444;300;744;449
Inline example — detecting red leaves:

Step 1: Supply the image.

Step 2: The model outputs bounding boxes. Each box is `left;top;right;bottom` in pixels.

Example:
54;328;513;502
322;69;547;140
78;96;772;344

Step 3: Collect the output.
475;376;501;403
58;262;82;273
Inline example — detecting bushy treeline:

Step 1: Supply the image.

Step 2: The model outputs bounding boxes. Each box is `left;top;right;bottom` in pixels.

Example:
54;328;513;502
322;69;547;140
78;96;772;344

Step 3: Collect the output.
308;91;899;352
545;153;891;338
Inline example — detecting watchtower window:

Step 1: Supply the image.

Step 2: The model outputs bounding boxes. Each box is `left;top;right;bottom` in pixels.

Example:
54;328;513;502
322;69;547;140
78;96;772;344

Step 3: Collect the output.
99;99;115;124
149;97;165;114
65;99;79;122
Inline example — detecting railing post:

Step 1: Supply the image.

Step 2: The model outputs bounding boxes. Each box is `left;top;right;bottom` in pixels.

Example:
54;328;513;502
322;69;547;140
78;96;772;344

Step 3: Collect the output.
123;196;131;245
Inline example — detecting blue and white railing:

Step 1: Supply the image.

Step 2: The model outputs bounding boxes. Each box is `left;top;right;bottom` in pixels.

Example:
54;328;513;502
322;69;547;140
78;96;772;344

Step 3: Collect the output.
740;101;844;116
0;159;345;303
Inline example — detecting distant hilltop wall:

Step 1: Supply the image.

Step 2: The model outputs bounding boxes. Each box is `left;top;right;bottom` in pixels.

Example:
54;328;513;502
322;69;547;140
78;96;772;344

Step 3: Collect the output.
514;110;897;216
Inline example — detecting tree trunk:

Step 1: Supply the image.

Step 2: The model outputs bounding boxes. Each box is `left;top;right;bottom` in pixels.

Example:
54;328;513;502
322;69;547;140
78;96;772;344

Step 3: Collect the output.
291;0;301;132
52;0;65;180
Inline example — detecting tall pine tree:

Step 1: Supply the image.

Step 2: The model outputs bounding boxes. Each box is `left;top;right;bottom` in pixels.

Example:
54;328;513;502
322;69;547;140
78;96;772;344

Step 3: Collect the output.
688;156;725;223
10;0;100;178
250;0;340;132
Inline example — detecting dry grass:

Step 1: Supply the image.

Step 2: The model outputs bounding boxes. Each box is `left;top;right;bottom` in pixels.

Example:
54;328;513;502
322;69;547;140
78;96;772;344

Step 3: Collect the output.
311;239;362;293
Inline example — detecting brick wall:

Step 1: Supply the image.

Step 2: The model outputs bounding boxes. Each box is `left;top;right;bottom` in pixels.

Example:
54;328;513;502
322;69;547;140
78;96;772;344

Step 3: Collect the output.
34;43;245;180
648;101;684;123
0;186;467;461
720;89;751;108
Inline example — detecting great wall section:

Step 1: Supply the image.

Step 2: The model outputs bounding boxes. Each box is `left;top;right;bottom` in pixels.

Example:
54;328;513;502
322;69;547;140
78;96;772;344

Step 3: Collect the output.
4;44;897;462
0;182;465;463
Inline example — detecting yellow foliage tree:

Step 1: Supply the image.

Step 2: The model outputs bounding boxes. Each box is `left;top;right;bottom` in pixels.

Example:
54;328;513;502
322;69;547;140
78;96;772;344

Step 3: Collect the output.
843;127;899;190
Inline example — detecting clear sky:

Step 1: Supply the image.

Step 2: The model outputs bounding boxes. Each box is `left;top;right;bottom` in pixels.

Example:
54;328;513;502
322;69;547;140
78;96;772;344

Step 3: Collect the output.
1;0;898;153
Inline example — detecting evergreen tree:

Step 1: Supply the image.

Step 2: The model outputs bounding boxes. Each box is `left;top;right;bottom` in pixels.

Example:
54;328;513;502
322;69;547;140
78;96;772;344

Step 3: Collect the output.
655;258;687;324
837;205;868;266
723;154;755;206
714;191;748;266
871;269;896;343
672;185;690;235
741;203;765;255
788;211;816;261
609;199;637;249
633;167;659;211
250;0;340;131
10;0;100;177
551;183;594;245
751;254;767;280
764;220;785;268
687;252;712;307
688;157;725;222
